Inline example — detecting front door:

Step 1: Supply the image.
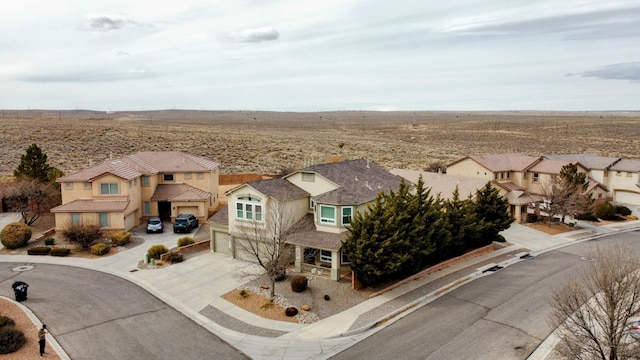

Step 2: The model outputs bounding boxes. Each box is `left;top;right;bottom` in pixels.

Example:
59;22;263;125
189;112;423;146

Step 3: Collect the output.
158;201;171;220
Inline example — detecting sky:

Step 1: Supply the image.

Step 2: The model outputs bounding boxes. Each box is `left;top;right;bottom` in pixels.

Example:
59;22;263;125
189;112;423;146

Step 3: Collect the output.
1;0;639;112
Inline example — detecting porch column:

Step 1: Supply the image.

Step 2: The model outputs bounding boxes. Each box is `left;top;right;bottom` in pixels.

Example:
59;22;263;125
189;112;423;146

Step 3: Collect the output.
331;250;339;281
294;246;303;273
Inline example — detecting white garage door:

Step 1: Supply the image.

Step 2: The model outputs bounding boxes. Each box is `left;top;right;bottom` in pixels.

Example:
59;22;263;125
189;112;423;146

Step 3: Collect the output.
615;191;640;205
124;213;136;230
213;231;230;255
177;206;199;217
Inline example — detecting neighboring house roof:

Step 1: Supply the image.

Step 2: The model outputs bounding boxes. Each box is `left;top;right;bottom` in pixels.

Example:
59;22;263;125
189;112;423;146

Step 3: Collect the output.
545;153;620;170
151;184;211;201
57;151;220;182
285;214;346;251
503;190;542;205
390;169;488;200
297;159;405;205
609;159;640;172
527;159;577;174
51;198;130;212
449;153;541;172
244;178;310;202
587;178;609;192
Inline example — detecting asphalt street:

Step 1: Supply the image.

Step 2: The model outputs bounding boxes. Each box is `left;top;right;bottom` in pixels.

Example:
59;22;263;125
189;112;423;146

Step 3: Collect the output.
0;263;248;360
331;230;640;360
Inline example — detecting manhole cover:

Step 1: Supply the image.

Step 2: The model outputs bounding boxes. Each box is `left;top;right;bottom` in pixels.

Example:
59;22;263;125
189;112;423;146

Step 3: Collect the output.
12;265;34;272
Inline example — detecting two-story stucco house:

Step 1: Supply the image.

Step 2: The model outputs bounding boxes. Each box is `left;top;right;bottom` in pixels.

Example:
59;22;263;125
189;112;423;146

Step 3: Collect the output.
208;159;405;281
51;151;220;234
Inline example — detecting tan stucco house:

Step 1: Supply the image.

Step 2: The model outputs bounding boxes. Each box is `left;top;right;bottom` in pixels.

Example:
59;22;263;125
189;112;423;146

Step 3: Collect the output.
208;159;405;281
51;151;220;234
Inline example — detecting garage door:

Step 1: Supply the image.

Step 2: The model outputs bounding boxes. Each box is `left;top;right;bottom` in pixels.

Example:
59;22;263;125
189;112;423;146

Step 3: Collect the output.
177;206;199;217
124;213;136;230
213;231;230;255
615;190;640;205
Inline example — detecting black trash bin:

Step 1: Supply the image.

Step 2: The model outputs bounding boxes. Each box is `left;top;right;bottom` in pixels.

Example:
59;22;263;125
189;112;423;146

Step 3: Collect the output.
12;281;28;302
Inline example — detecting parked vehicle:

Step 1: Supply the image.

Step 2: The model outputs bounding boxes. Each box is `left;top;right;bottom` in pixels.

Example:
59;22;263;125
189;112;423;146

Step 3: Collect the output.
146;217;164;233
173;214;198;233
628;317;640;339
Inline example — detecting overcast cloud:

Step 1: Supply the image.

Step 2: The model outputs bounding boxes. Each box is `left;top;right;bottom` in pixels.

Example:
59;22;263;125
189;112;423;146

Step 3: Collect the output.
1;0;638;111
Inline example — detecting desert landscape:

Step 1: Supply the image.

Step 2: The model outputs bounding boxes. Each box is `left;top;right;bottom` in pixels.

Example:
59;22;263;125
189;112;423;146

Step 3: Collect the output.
0;109;639;177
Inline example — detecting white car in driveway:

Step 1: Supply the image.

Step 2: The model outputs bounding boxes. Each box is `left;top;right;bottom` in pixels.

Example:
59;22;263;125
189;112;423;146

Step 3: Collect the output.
628;317;640;339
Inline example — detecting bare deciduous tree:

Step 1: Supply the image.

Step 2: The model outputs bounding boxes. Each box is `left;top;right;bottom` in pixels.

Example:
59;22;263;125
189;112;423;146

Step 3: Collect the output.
0;178;61;225
549;244;640;359
235;199;301;301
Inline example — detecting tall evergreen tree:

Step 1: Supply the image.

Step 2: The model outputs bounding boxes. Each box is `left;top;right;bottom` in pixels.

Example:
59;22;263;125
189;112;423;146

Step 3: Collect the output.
442;187;481;258
473;182;513;244
14;143;51;183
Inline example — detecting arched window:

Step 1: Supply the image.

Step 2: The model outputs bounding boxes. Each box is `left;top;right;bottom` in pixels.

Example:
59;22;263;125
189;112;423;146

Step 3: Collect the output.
236;196;263;221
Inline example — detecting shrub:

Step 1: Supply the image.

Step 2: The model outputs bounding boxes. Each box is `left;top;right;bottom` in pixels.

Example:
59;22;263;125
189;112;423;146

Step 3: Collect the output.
0;316;15;328
0;326;26;354
0;222;32;249
290;275;308;292
285;307;298;317
164;251;184;263
595;201;619;220
27;246;51;255
63;224;102;249
147;244;169;260
575;212;599;221
90;243;111;256
177;236;195;247
239;289;249;299
615;205;632;216
50;247;71;257
111;231;132;246
43;237;55;246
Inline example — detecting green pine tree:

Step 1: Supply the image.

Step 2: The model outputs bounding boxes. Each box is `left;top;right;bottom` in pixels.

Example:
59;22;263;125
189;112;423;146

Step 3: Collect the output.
14;143;52;183
473;182;513;244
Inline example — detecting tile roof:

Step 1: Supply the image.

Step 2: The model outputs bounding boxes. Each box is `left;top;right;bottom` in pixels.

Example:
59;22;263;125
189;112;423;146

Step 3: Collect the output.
545;153;620;170
151;184;211;201
609;159;640;172
390;169;488;200
245;178;310;202
298;159;405;205
460;153;541;172
527;159;573;174
51;198;129;212
57;151;220;182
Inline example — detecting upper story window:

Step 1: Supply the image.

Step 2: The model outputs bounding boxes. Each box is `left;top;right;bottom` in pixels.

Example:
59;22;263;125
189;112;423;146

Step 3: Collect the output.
142;176;150;186
65;183;73;190
342;206;353;226
320;205;336;225
197;172;204;179
236;196;263;221
100;183;119;195
184;173;192;180
84;182;91;189
302;172;315;182
533;173;539;182
163;173;174;182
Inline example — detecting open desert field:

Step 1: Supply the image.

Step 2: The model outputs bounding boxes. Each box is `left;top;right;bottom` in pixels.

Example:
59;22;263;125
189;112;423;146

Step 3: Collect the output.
0;109;639;177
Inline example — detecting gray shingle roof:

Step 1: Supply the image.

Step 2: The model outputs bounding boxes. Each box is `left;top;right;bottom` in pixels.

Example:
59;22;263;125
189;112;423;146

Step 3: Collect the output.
285;214;346;251
455;153;541;172
300;159;405;205
545;153;620;170
609;159;640;172
246;178;310;202
390;169;488;200
208;205;229;225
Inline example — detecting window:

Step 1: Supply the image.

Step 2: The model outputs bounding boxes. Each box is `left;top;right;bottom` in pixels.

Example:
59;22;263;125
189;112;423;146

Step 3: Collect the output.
506;172;510;179
494;173;499;180
309;199;316;210
320;205;336;224
342;207;353;226
163;173;174;182
129;180;132;188
143;201;150;215
197;172;204;179
71;213;81;225
320;250;332;263
98;213;109;227
627;172;633;177
301;172;315;182
142;176;150;186
533;173;539;182
65;183;73;190
236;196;263;221
84;182;91;189
184;173;192;180
616;171;622;177
100;183;119;195
341;252;350;264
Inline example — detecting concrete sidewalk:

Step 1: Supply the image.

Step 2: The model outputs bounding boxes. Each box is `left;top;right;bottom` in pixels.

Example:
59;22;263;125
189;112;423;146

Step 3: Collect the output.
3;217;640;359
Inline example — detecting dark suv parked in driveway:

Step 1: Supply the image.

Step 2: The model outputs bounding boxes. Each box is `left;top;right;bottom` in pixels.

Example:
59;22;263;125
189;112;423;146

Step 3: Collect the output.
173;214;198;233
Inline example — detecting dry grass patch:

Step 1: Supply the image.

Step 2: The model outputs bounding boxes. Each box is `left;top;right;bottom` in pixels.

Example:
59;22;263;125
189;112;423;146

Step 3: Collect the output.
222;289;297;323
527;222;577;235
